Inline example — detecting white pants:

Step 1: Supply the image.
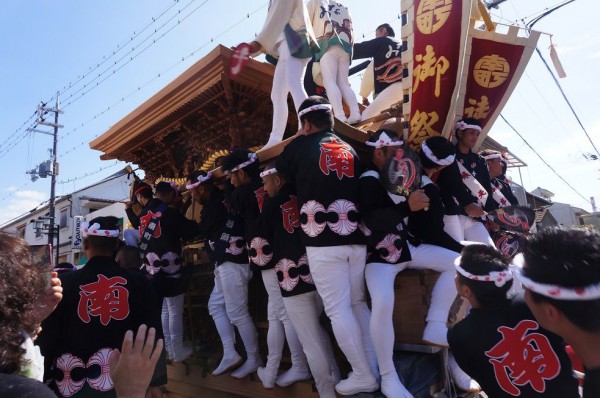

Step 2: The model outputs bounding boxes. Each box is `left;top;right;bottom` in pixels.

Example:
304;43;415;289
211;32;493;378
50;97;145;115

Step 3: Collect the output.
319;45;360;121
268;41;309;144
161;294;185;358
365;242;458;379
261;269;307;373
306;245;377;379
208;262;258;357
360;81;403;121
443;214;494;246
283;291;338;398
124;228;139;246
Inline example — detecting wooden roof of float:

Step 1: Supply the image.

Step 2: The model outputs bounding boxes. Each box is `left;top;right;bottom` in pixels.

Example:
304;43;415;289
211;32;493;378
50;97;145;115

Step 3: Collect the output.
89;45;299;179
91;45;525;178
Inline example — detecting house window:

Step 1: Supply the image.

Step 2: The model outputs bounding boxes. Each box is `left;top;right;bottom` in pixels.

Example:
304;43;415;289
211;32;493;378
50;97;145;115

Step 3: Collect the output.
59;208;68;229
17;226;25;239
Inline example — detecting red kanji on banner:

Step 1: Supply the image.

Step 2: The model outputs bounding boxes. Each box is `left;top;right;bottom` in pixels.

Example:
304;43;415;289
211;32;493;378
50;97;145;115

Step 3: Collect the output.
281;195;300;234
78;275;130;326
485;319;560;395
319;138;355;180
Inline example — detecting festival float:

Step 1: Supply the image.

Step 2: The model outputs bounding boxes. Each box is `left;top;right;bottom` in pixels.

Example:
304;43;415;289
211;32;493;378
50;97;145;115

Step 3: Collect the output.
90;1;543;396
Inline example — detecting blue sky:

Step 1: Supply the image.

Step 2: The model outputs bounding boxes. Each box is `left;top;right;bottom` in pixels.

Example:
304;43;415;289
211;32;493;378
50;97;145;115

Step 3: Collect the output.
0;0;598;225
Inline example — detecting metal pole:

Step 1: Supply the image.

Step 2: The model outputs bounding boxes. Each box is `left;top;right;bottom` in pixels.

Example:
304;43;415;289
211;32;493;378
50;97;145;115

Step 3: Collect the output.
47;94;59;261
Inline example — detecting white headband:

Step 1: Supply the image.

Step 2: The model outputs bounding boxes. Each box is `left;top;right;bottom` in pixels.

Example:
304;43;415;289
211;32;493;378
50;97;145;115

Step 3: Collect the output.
455;121;483;133
186;172;212;190
297;104;332;118
260;168;277;178
365;132;404;149
421;140;455;166
81;221;120;238
483;153;502;161
454;256;513;288
511;260;600;301
226;153;257;174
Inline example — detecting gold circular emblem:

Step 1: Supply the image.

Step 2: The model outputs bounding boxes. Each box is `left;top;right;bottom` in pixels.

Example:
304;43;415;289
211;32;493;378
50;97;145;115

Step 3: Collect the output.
473;54;510;88
416;0;453;34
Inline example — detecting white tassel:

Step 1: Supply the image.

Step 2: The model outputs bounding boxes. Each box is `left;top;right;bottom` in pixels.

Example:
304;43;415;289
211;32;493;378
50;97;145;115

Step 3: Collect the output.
549;39;567;78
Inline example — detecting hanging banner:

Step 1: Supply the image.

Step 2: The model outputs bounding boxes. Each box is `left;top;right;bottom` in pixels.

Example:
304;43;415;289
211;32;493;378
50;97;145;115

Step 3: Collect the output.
71;215;83;249
457;22;540;148
404;0;472;149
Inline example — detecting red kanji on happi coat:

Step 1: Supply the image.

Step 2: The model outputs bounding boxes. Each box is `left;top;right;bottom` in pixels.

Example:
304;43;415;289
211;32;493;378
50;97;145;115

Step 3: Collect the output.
255;186;268;212
78;275;130;326
138;210;162;238
319;138;355;180
281;195;300;234
485;319;561;395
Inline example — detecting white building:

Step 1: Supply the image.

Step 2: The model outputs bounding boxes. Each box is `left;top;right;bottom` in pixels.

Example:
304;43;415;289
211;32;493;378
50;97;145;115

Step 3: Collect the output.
0;169;132;265
531;187;590;227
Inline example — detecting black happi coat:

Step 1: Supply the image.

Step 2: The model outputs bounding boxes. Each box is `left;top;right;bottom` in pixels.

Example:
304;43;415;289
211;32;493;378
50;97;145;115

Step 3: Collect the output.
259;184;316;297
38;256;165;397
409;177;464;253
229;178;269;270
435;160;474;216
437;149;496;215
137;198;198;296
491;176;519;207
448;295;579;398
196;188;228;262
456;149;496;212
212;181;250;266
584;367;600;398
358;169;412;265
276;130;365;248
353;36;402;95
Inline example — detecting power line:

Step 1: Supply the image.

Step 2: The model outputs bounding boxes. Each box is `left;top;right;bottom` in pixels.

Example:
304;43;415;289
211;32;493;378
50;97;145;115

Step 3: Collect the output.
516;0;599;158
531;47;600;158
5;2;266;163
500;114;591;205
5;2;269;189
57;3;269;159
54;0;191;101
0;111;36;152
1;0;202;160
57;161;122;184
63;0;209;109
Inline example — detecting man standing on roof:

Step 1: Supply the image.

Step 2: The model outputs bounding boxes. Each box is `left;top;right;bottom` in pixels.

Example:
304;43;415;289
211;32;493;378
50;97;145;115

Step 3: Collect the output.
307;0;361;124
352;23;402;122
276;96;379;396
246;0;318;148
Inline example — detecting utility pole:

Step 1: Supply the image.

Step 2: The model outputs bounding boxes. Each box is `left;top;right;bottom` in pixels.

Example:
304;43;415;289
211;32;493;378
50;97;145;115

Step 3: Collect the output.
48;96;60;248
27;93;63;256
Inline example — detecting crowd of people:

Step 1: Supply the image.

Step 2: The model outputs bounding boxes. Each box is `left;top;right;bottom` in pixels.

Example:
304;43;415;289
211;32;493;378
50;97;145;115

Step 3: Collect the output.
2;95;598;398
1;1;599;397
